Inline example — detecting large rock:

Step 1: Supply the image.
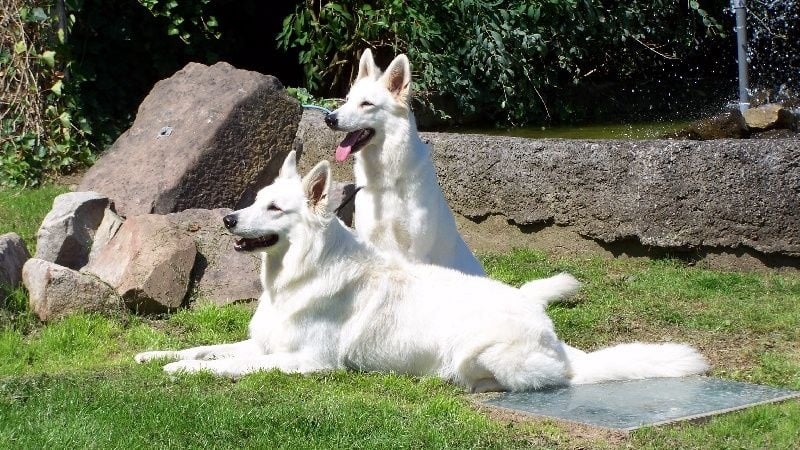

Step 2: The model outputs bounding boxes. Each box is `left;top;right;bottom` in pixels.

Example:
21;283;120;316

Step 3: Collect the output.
82;215;196;313
165;209;260;306
35;192;111;269
23;258;123;321
296;111;800;260
328;182;357;227
743;103;796;131
0;233;30;298
79;62;302;217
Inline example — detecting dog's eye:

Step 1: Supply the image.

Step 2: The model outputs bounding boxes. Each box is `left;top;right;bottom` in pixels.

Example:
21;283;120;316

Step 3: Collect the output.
267;203;282;212
360;101;373;107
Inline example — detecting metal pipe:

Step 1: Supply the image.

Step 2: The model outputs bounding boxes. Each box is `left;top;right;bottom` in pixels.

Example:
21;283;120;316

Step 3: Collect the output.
731;0;750;112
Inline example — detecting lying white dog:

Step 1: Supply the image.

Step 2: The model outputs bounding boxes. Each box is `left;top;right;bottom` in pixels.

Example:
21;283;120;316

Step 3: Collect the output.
135;152;709;392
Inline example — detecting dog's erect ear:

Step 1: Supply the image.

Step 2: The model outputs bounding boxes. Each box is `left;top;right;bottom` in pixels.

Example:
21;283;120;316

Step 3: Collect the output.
356;48;379;81
278;150;299;179
302;160;331;214
381;54;411;104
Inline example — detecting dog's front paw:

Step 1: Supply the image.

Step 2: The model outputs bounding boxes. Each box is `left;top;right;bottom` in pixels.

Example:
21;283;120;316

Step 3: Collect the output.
135;350;177;363
163;360;209;375
163;359;249;378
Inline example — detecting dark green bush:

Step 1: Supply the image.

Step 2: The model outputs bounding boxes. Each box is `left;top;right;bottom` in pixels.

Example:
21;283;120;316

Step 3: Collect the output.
278;0;728;124
7;0;784;185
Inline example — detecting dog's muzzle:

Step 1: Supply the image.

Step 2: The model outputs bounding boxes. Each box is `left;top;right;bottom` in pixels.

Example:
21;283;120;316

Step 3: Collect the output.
223;214;237;229
324;112;338;129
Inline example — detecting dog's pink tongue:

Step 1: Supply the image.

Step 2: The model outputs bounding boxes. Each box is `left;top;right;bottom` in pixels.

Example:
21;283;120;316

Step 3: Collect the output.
335;131;361;162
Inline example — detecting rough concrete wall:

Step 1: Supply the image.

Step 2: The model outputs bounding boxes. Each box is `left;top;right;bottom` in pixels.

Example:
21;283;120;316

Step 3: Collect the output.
427;134;800;257
295;110;800;269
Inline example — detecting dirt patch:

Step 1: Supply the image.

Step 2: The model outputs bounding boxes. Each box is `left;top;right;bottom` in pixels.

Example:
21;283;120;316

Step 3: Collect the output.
49;167;88;190
457;214;612;257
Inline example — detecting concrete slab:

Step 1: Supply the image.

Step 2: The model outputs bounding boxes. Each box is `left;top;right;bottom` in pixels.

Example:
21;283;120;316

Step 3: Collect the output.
481;377;799;431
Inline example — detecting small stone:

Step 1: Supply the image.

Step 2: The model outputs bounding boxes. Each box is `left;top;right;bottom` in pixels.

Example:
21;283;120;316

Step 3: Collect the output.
743;103;795;131
23;258;123;321
35;192;111;269
0;233;30;301
669;109;749;140
88;207;125;262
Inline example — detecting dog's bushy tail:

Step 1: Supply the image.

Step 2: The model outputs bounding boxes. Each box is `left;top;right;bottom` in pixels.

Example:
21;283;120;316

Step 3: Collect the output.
519;273;581;305
566;342;709;385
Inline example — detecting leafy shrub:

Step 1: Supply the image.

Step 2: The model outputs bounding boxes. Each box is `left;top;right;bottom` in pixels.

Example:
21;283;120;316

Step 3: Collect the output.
1;0;94;186
286;87;339;112
278;0;727;124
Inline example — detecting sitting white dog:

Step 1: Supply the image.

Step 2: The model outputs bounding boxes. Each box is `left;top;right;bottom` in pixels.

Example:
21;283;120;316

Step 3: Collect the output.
326;49;577;301
135;152;708;392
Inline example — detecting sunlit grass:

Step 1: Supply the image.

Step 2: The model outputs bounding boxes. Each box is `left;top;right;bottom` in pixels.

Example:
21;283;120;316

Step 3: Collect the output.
0;185;68;254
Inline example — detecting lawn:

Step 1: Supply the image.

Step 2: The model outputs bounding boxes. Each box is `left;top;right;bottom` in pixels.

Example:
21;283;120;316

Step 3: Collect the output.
1;186;799;449
0;185;69;254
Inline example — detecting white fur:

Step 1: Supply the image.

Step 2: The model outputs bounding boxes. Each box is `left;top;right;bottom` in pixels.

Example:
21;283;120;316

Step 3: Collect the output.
519;273;582;305
330;50;573;304
135;153;709;391
328;50;485;276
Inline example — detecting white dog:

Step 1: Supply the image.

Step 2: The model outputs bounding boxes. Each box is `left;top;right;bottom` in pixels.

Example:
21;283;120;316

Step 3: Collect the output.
324;49;486;276
135;152;709;392
324;50;573;301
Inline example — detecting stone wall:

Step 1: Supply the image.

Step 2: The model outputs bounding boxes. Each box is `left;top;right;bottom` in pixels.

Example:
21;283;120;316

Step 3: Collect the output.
296;110;800;271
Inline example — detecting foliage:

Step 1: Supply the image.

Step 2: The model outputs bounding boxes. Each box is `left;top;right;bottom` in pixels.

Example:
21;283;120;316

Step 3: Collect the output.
278;0;728;124
286;86;339;112
137;0;220;44
0;0;95;187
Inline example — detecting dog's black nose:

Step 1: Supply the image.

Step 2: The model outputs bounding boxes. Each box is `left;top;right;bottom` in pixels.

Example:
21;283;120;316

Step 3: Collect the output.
324;112;338;128
223;214;237;229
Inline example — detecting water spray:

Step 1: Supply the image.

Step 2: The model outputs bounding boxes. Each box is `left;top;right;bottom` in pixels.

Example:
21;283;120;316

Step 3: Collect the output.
731;0;750;112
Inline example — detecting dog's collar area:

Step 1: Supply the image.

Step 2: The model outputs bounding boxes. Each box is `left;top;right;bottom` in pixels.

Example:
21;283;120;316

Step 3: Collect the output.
234;234;279;252
335;186;363;215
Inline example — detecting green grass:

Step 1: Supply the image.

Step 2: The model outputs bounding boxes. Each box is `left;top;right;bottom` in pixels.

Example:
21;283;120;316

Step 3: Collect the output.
0;369;536;448
0;185;68;254
1;189;799;448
